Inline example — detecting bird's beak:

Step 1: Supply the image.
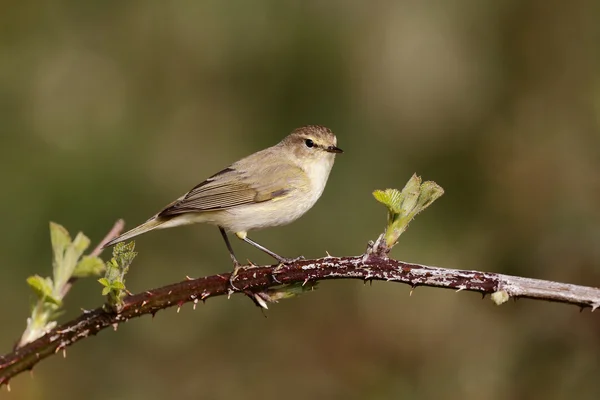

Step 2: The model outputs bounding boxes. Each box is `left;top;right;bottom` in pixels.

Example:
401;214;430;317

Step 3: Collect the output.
326;145;343;154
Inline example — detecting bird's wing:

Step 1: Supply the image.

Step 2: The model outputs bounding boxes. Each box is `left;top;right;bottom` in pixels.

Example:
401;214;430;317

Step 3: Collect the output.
158;160;308;217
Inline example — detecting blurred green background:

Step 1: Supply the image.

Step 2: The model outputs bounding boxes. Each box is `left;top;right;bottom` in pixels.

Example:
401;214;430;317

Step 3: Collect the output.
2;1;600;399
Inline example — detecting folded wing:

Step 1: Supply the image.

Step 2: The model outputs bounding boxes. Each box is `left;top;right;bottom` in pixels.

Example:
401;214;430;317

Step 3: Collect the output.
158;161;308;216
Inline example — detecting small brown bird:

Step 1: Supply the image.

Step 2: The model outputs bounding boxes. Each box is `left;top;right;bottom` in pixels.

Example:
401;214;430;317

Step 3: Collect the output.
104;125;342;279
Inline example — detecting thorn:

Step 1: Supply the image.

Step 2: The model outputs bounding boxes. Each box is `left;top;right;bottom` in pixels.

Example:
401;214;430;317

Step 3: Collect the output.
456;287;464;293
185;275;194;281
303;278;310;286
253;294;269;310
6;382;10;392
168;290;172;295
55;346;61;354
177;301;184;313
63;348;67;358
481;293;487;299
227;289;233;299
409;287;415;296
325;250;332;258
151;311;157;319
141;300;147;307
200;292;210;301
145;291;153;296
193;299;199;310
112;323;118;331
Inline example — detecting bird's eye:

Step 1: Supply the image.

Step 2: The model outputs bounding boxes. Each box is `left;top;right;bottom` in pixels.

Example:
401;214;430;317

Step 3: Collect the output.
305;139;314;148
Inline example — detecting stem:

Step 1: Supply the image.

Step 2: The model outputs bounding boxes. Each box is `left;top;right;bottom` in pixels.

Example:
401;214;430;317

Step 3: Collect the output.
2;254;599;387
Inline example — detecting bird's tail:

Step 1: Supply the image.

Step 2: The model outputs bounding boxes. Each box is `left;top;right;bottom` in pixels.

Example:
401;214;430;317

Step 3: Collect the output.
103;217;166;248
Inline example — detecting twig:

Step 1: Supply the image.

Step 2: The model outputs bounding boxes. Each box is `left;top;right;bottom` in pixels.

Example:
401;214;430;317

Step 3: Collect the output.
90;219;126;258
2;254;599;387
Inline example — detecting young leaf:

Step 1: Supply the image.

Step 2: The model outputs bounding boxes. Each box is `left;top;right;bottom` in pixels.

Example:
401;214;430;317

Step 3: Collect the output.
372;174;444;251
54;232;91;290
100;241;137;308
50;222;71;278
111;281;126;290
373;189;404;214
26;275;62;306
73;256;106;278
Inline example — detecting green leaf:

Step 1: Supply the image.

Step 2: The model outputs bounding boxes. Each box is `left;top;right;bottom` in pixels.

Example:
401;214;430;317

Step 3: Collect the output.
27;275;53;299
26;275;62;306
111;281;126;290
53;231;92;292
73;256;105;277
113;241;137;269
50;222;71;279
373;174;445;251
373;189;404;214
19;223;105;348
50;222;71;255
71;232;91;255
100;241;137;308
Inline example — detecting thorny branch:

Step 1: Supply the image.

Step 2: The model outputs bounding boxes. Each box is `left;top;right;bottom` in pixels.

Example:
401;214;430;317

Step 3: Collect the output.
2;254;600;388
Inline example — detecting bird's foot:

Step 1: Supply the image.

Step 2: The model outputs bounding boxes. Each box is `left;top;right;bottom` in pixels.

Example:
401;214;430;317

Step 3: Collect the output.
275;255;305;265
228;263;243;292
272;255;305;275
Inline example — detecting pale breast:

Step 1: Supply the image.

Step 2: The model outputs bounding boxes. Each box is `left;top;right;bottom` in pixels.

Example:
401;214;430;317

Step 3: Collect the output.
302;155;335;202
219;155;335;233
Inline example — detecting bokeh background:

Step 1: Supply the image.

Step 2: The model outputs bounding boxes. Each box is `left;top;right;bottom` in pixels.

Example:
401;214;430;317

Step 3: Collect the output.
2;1;600;399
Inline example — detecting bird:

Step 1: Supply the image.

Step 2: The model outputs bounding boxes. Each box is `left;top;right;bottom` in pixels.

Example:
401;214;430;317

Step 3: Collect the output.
103;125;342;280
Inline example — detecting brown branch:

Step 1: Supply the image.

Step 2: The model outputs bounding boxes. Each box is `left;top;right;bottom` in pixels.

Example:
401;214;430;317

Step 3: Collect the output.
2;254;600;388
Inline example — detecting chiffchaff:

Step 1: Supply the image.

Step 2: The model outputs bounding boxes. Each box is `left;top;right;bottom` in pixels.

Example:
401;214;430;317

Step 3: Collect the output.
104;125;342;279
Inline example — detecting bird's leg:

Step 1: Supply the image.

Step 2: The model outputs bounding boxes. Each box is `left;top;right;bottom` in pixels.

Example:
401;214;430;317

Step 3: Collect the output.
235;232;304;265
219;227;242;289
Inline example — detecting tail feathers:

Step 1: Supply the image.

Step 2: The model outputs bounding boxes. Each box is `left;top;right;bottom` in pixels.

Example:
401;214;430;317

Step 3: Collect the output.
103;218;165;248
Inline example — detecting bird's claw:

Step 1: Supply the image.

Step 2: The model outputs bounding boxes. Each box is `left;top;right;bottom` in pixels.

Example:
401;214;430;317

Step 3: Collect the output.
228;263;243;292
278;255;305;264
272;255;304;275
